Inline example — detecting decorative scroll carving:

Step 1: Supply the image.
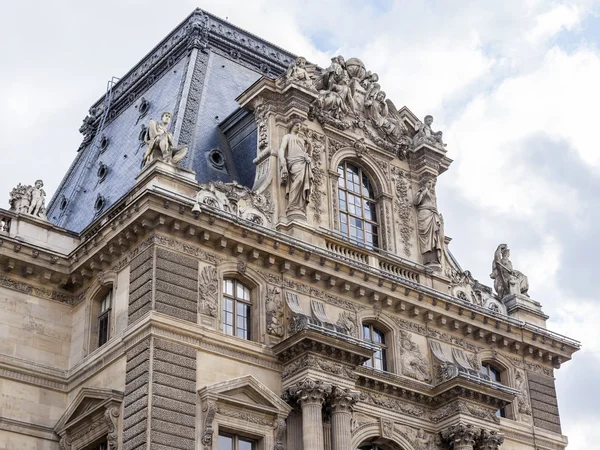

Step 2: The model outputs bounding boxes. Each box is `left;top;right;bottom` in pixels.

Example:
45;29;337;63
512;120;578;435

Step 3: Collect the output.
284;378;332;406
331;386;361;413
336;311;358;337
395;425;437;450
199;266;218;317
360;391;424;418
9;180;48;220
430;401;500;424
490;244;529;299
192;181;274;226
217;405;273;426
104;407;120;450
201;399;217;446
427;329;483;354
274;418;286;450
399;331;430;382
307;129;326;224
255;102;271;152
381;418;394;438
266;287;284;337
59;436;72;450
390;166;413;256
515;369;532;416
478;429;505;450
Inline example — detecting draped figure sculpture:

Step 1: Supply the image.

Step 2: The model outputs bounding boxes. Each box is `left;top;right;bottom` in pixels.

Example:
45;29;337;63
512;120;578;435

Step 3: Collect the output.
490;244;529;299
142;112;188;167
413;179;444;266
278;120;313;219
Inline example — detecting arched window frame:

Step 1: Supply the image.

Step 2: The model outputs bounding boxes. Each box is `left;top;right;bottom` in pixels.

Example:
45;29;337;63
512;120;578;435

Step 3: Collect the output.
359;317;397;374
481;359;514;419
328;149;393;252
87;282;116;355
222;278;253;341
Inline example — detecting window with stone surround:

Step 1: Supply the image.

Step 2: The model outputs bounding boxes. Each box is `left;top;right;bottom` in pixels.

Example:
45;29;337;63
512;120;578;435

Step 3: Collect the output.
337;161;379;249
362;323;387;371
218;432;257;450
481;361;510;418
88;286;114;353
222;278;252;340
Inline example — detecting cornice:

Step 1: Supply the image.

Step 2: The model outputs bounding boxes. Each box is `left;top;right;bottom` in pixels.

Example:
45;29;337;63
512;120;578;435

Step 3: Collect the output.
0;417;58;441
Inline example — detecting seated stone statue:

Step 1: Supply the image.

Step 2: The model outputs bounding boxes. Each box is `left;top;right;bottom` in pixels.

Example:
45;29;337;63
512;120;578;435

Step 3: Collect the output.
414;115;445;149
281;56;313;88
142;112;188;167
490;244;529;299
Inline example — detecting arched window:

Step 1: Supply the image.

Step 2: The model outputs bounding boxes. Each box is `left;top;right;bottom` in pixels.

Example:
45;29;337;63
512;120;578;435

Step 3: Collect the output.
223;278;252;340
337;162;378;248
88;286;113;353
482;361;507;418
362;323;387;371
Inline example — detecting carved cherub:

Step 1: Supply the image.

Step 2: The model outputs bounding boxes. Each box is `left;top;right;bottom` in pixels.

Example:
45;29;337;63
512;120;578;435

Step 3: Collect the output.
28;180;47;219
414;115;445;149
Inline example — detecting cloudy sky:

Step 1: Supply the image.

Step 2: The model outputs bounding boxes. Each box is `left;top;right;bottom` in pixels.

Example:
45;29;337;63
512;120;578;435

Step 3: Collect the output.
2;1;599;447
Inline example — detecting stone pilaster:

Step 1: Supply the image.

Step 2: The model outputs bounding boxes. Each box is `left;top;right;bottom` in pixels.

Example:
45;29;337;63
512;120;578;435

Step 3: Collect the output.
477;430;504;450
285;409;303;450
330;386;359;450
441;423;480;450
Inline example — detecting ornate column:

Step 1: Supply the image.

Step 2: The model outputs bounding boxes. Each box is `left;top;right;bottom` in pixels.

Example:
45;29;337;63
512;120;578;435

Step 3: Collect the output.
330;386;360;450
287;379;331;450
478;430;505;450
441;423;481;450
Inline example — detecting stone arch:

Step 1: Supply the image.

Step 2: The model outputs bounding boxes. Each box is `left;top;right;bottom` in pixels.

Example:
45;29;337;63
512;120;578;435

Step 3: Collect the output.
478;350;516;418
330;147;391;197
216;261;267;343
351;422;417;450
356;310;399;373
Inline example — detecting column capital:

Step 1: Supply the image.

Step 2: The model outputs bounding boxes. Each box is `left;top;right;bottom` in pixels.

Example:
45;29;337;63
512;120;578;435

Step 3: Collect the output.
441;423;481;450
284;378;332;407
330;386;360;413
478;429;504;450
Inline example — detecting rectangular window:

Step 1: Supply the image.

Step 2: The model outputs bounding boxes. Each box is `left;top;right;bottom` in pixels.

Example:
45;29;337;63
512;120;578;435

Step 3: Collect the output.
98;291;112;348
218;433;256;450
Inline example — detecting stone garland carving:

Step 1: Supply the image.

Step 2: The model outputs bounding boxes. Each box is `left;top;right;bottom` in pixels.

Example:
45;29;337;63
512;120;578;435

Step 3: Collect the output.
278;120;314;220
391;166;413;257
399;331;431;382
384;313;426;335
336;311;358;337
141;112;188;167
281;354;357;380
490;244;529;299
331;176;340;231
154;235;222;265
257;269;282;285
515;369;532;416
274;418;286;450
255;102;272;152
381;419;394;439
178;49;210;147
217;405;273;426
0;274;75;304
307;129;326;224
283;278;368;312
266;286;284;337
360;391;424;418
9;180;48;220
201;400;218;446
192;181;274;226
104;407;120;450
327;137;347;164
199;266;219;317
446;267;486;306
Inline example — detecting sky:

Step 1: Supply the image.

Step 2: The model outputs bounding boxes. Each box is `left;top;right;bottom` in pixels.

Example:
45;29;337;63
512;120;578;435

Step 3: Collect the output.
2;0;599;448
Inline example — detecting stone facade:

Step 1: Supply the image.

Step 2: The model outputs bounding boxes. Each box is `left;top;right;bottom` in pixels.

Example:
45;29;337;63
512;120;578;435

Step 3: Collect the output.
0;7;578;450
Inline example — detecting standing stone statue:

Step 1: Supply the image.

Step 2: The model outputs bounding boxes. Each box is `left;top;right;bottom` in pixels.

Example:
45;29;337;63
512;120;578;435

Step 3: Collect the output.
278;120;313;219
8;180;47;220
413;179;443;265
413;115;445;149
142;112;188;167
490;244;529;299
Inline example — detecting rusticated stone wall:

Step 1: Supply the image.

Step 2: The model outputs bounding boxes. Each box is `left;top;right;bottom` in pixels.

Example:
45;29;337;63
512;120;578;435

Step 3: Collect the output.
527;371;562;433
128;247;154;324
155;248;198;323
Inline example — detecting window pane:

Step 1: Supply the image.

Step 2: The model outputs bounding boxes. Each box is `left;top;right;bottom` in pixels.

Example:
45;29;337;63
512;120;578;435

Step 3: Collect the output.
338;190;347;211
363;325;371;340
218;434;233;450
98;314;109;347
224;279;234;296
224;298;234;313
238;438;255;450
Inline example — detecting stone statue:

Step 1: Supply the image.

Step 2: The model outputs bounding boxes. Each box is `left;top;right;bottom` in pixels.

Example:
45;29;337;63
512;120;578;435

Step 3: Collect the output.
413;179;443;265
414;115;445;149
490;244;529;299
8;180;47;220
399;331;430;382
416;428;433;450
278;120;313;218
315;55;347;91
515;370;532;416
364;91;406;143
281;56;314;89
142;112;188;167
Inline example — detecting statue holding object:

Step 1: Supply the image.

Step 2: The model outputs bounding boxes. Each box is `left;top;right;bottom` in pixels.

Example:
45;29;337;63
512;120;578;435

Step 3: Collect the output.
413;115;446;150
142;112;188;168
490;244;530;299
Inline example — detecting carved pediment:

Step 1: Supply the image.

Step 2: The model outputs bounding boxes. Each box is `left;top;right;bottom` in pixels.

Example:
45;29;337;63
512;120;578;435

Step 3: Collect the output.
198;375;292;416
55;388;123;433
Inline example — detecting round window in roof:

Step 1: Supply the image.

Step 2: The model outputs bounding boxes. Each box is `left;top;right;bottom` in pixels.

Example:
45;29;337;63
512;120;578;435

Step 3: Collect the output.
99;135;109;152
138;97;150;116
59;196;68;211
208;148;226;170
94;194;106;213
97;162;108;182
